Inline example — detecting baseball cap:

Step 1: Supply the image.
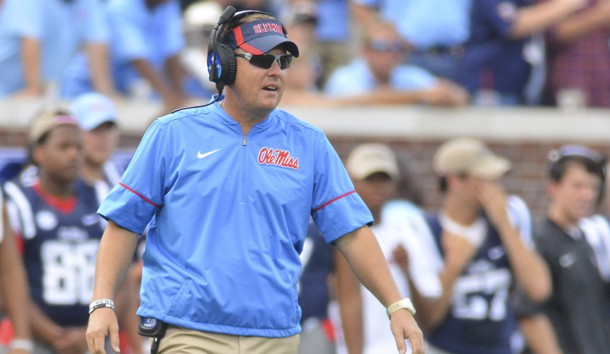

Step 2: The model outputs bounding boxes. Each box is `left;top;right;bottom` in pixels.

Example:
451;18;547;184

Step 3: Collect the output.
70;93;117;131
346;143;400;180
29;107;79;143
224;17;300;57
433;138;511;180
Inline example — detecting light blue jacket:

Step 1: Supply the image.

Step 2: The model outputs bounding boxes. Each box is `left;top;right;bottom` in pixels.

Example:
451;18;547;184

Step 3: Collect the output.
99;103;372;337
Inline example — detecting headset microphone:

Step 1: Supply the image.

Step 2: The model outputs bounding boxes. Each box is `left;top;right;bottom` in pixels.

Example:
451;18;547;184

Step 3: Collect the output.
217;5;237;27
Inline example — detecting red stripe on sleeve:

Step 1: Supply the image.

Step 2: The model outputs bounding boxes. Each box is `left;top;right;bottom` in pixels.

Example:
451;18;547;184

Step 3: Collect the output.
119;183;159;207
312;190;356;213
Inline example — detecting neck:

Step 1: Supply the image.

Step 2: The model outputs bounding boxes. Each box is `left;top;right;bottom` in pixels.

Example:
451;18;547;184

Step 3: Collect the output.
221;98;271;136
81;162;105;185
548;204;578;229
38;174;75;199
442;196;479;226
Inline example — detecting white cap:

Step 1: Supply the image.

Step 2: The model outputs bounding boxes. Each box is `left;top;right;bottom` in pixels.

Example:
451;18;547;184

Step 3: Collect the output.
346;143;400;180
70;92;117;131
433;138;511;180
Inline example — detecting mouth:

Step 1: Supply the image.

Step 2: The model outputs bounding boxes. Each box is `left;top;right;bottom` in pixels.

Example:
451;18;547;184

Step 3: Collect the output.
263;84;279;92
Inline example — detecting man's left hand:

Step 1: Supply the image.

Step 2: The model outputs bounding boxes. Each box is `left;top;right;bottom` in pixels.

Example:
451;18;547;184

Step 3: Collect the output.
390;309;425;354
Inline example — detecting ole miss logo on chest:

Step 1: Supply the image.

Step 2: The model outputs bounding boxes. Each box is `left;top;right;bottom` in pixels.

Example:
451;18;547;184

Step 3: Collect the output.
257;147;299;170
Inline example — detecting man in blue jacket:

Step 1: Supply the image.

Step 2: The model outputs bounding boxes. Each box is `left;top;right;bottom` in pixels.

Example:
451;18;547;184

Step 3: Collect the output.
86;7;424;354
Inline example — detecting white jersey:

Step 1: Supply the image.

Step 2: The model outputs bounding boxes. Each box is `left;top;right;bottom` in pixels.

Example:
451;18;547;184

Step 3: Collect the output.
362;200;442;354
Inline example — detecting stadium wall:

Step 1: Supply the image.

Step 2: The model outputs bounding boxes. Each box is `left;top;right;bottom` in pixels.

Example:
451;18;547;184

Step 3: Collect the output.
1;99;609;221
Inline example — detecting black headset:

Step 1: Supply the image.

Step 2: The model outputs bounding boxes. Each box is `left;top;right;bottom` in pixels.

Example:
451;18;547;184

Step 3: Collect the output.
207;6;284;93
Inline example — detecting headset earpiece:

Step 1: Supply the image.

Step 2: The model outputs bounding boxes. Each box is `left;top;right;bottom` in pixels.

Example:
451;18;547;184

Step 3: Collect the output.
207;6;237;92
216;43;237;86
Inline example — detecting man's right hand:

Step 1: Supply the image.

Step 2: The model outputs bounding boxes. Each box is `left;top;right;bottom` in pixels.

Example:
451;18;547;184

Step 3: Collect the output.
86;308;121;354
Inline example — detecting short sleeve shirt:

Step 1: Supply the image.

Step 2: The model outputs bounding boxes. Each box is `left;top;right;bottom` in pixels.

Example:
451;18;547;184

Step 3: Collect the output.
98;103;373;337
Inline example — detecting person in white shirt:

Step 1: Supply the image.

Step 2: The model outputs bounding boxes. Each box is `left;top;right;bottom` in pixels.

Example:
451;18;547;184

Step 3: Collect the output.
335;143;441;354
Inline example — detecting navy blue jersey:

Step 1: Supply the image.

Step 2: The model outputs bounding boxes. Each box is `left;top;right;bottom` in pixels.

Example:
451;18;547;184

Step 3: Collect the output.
298;222;334;323
459;0;534;95
4;178;104;327
426;213;516;354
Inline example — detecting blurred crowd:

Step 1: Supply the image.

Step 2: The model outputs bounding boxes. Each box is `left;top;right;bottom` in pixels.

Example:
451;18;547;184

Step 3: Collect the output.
0;94;608;354
1;1;610;354
1;0;610;112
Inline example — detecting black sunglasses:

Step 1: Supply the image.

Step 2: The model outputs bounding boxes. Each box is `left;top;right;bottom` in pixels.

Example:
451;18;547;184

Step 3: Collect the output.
234;52;293;70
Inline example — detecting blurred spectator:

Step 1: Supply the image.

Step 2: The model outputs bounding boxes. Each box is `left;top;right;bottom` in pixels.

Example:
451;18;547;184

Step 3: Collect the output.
541;0;610;108
324;21;469;107
298;222;336;354
3;106;111;353
311;0;353;88
276;0;352;89
283;1;321;92
61;0;188;115
180;0;222;101
279;1;331;106
457;0;584;106
0;0;114;99
517;145;610;354
419;138;551;354
0;191;32;354
352;0;471;82
70;93;121;192
335;143;442;354
69;92;145;354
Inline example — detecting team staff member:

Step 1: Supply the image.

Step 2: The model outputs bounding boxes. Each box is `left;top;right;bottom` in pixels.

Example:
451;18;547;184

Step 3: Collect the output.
86;7;424;354
517;146;610;354
4;107;109;353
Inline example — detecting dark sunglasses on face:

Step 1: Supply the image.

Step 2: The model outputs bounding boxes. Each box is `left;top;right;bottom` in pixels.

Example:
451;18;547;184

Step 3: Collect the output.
367;39;407;53
234;52;293;70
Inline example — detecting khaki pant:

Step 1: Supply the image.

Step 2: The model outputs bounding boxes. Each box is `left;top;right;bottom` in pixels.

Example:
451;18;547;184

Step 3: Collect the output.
158;326;300;354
